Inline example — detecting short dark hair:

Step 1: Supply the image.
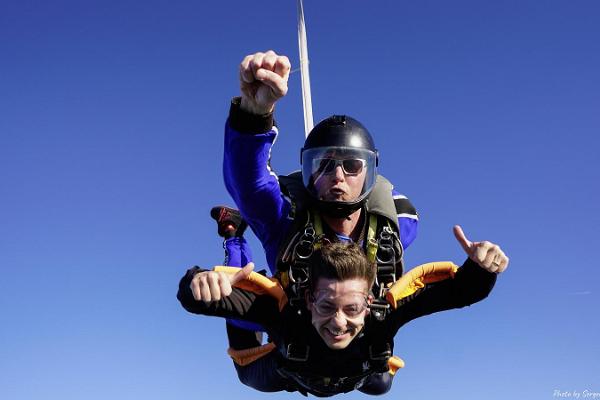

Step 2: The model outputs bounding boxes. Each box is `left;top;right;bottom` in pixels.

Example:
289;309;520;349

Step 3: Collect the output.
309;242;376;292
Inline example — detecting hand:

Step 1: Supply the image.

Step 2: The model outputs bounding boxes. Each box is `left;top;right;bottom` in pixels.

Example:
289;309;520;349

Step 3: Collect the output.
453;225;509;274
239;51;291;115
190;263;254;302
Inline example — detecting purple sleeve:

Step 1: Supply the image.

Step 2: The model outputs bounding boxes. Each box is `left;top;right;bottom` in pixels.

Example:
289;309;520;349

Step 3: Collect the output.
391;188;419;250
223;121;291;273
224;237;253;267
398;217;418;249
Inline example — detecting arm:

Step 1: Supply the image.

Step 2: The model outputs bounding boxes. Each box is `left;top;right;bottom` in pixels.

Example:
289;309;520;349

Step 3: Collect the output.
224;100;290;234
223;52;293;267
388;226;509;334
388;258;497;334
177;265;280;326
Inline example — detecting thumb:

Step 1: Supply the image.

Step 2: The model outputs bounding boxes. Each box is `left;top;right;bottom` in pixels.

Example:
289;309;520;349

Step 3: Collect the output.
453;225;473;255
230;262;254;285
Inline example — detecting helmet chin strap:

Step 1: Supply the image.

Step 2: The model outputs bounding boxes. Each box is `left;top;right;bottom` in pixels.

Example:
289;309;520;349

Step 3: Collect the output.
318;199;364;219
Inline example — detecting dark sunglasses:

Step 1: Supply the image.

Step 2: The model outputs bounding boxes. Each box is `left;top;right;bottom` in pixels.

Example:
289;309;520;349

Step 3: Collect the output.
315;158;366;175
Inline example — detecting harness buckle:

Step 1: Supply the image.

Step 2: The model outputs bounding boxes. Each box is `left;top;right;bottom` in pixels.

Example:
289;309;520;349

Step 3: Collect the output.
369;343;392;361
374;225;400;297
368;300;390;321
286;343;310;362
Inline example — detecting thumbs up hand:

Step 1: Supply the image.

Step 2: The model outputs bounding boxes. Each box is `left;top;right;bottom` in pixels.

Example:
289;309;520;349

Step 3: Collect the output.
453;225;509;274
190;263;255;302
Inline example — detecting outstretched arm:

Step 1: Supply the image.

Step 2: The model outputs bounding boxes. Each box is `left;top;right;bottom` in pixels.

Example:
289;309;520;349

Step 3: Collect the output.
388;226;509;334
177;264;279;325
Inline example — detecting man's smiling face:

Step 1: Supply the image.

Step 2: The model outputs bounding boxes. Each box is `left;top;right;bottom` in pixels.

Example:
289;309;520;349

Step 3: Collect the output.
307;277;370;350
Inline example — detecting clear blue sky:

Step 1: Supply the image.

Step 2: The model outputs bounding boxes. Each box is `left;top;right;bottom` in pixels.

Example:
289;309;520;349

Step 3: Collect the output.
2;1;599;399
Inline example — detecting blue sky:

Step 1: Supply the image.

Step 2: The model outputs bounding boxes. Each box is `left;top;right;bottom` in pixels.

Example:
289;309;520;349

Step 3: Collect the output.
1;1;599;399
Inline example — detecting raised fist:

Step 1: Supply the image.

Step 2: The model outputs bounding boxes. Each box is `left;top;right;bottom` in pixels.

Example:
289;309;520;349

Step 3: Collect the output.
239;50;291;115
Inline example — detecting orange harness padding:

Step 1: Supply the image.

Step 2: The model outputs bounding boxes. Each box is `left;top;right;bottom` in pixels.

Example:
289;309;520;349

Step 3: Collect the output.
227;343;277;366
215;262;457;374
385;261;459;309
387;355;405;375
227;343;404;374
213;266;288;311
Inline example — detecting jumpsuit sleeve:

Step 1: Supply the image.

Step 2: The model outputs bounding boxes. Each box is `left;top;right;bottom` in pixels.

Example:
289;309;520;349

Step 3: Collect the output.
223;98;292;271
177;266;280;327
392;189;419;249
387;258;497;335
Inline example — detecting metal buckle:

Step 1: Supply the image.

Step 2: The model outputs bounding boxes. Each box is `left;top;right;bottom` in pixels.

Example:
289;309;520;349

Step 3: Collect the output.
368;300;390;321
286;343;310;362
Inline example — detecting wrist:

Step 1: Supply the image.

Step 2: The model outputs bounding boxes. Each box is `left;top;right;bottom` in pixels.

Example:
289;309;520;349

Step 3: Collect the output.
229;97;275;134
240;97;275;115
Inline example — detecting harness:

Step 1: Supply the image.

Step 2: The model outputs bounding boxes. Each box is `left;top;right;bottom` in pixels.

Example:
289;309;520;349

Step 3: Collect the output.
218;172;423;394
270;172;406;394
277;171;405;321
217;261;458;396
278;310;394;396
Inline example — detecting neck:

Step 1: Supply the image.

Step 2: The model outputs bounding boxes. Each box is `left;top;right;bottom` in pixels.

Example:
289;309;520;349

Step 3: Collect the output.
322;209;363;240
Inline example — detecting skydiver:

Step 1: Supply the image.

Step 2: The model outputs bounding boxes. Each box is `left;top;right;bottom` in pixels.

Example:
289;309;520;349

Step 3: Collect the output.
177;227;508;396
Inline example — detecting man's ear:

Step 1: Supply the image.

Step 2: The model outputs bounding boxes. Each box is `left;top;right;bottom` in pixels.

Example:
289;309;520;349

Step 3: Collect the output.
305;290;312;309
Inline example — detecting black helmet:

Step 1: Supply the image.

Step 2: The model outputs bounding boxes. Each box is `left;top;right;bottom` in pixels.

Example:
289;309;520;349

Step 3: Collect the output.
301;115;379;218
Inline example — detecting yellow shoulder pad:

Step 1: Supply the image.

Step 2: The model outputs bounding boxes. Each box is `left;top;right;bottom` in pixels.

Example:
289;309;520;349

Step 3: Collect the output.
385;261;459;309
213;266;288;311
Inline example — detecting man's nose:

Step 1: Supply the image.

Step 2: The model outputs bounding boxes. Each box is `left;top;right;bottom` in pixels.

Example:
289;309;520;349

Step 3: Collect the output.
331;311;347;327
332;165;345;181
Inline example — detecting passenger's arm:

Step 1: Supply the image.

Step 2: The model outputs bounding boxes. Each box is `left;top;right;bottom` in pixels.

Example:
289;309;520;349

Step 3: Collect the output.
177;265;279;325
388;226;509;334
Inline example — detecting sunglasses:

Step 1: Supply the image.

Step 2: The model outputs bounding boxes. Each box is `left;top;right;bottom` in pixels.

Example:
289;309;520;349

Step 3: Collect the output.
314;158;366;176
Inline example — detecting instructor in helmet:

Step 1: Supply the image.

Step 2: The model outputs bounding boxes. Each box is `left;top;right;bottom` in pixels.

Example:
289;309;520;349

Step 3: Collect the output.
224;50;417;271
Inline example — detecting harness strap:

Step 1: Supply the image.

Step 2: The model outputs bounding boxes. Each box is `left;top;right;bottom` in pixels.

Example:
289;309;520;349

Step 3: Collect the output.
312;210;324;244
213;266;288;311
366;214;378;263
227;342;276;366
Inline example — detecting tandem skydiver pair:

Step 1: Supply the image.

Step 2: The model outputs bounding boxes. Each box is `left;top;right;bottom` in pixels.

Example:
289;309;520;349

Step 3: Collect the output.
177;50;509;396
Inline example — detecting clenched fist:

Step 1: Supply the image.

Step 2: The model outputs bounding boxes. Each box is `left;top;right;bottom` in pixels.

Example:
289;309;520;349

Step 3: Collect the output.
239;50;291;115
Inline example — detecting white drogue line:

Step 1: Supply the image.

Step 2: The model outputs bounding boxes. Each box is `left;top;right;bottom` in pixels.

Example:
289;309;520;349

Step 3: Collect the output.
297;0;314;138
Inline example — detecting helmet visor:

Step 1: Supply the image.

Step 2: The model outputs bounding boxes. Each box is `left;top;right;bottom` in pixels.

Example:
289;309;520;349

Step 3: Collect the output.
302;147;377;204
